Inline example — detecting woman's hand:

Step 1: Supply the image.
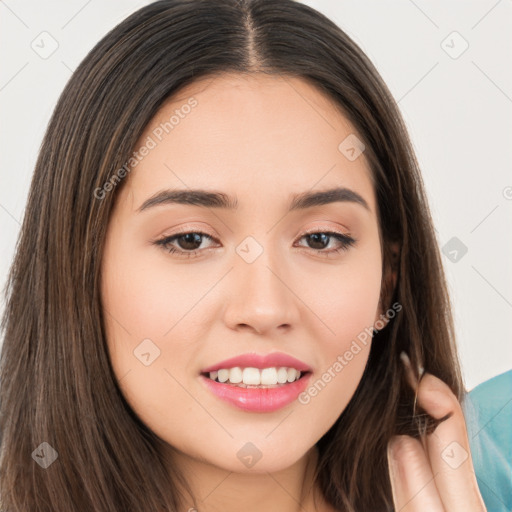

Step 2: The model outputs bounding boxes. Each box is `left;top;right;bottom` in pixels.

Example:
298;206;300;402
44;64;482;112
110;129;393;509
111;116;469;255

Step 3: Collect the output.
387;353;487;511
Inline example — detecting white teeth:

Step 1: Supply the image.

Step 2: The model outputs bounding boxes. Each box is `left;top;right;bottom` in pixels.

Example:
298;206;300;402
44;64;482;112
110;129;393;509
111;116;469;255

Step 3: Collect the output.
243;367;260;385
217;369;229;383
260;368;278;385
229;367;243;384
287;368;297;382
207;366;303;386
276;367;288;383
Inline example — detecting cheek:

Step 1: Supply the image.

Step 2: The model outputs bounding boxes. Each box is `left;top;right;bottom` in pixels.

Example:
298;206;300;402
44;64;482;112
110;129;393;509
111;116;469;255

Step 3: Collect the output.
100;240;202;437
302;239;382;349
297;246;382;420
101;236;209;357
100;233;173;379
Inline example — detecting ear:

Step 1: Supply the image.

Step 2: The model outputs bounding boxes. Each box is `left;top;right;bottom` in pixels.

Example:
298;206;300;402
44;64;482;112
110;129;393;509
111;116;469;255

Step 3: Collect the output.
374;241;400;329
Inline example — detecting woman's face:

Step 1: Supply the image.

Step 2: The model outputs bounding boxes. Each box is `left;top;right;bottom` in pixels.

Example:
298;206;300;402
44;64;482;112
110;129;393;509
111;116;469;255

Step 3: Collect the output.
101;73;384;474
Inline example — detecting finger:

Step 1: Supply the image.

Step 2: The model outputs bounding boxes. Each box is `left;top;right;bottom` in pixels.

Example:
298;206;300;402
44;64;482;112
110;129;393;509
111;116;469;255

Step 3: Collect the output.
399;352;430;457
415;373;487;512
387;434;445;512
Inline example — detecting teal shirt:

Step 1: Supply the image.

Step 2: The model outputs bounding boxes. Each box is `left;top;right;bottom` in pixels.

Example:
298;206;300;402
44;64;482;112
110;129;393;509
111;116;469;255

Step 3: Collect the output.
463;369;512;512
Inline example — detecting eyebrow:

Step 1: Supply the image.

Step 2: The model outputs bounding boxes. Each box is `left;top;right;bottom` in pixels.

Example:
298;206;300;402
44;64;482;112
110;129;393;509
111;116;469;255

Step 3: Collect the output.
137;186;370;213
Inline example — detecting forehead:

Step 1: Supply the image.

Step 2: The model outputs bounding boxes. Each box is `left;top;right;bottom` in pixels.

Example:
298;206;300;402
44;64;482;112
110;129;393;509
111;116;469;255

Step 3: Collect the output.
121;72;376;215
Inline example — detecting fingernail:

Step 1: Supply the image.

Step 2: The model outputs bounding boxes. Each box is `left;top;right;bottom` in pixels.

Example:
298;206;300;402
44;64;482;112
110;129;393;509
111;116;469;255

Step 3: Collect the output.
400;350;424;380
399;351;411;369
399;350;419;390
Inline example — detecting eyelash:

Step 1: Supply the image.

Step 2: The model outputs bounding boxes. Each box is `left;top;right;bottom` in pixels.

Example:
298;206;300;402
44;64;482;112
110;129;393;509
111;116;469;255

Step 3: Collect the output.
153;228;357;259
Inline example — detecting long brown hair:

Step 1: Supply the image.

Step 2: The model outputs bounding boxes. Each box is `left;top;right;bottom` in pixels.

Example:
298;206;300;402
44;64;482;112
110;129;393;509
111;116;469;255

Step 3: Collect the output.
0;1;463;510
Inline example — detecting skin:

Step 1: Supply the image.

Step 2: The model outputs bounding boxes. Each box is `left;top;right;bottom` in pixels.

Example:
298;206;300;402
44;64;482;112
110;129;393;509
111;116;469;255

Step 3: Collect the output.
100;73;485;511
388;355;487;511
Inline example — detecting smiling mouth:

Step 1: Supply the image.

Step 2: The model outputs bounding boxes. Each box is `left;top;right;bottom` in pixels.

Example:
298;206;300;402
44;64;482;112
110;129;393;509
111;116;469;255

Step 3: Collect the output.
200;367;311;388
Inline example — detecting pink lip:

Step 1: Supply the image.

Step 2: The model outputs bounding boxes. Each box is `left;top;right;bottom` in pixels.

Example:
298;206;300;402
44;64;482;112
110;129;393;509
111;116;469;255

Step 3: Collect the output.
199;372;312;412
201;352;312;373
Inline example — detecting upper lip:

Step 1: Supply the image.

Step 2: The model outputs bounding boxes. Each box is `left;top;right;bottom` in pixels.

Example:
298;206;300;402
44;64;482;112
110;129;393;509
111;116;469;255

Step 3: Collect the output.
201;352;312;373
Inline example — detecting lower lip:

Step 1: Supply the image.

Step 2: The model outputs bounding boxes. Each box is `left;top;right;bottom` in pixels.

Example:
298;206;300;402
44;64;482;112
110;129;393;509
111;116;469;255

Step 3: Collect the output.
199;373;312;413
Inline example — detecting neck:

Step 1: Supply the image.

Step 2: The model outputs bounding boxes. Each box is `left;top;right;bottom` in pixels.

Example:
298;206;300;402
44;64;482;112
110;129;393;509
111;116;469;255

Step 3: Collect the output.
167;445;329;512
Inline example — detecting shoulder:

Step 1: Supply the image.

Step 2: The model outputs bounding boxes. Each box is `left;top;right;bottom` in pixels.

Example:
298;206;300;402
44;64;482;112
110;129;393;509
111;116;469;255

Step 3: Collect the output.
463;370;512;512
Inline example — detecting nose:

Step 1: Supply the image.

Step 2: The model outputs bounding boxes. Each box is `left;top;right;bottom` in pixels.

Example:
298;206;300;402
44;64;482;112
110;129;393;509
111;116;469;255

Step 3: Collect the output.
223;242;300;336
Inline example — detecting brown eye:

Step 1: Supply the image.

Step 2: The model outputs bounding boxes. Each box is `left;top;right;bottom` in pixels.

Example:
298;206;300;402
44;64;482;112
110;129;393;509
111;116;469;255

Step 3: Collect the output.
296;230;356;255
154;231;217;258
171;233;204;251
153;229;356;259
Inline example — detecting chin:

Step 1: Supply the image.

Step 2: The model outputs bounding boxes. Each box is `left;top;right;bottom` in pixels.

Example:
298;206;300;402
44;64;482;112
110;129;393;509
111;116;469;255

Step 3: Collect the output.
167;437;307;474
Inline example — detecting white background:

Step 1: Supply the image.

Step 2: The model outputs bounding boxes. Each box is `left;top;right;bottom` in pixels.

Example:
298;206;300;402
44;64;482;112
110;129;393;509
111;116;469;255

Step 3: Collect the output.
0;0;511;390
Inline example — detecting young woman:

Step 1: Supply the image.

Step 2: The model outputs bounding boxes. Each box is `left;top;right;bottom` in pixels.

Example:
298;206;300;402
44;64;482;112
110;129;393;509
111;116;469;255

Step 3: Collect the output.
0;1;490;510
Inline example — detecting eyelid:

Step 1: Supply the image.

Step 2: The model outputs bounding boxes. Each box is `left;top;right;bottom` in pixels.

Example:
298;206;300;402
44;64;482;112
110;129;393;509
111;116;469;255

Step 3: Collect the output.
156;224;218;240
300;224;351;237
155;223;352;244
153;225;357;261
